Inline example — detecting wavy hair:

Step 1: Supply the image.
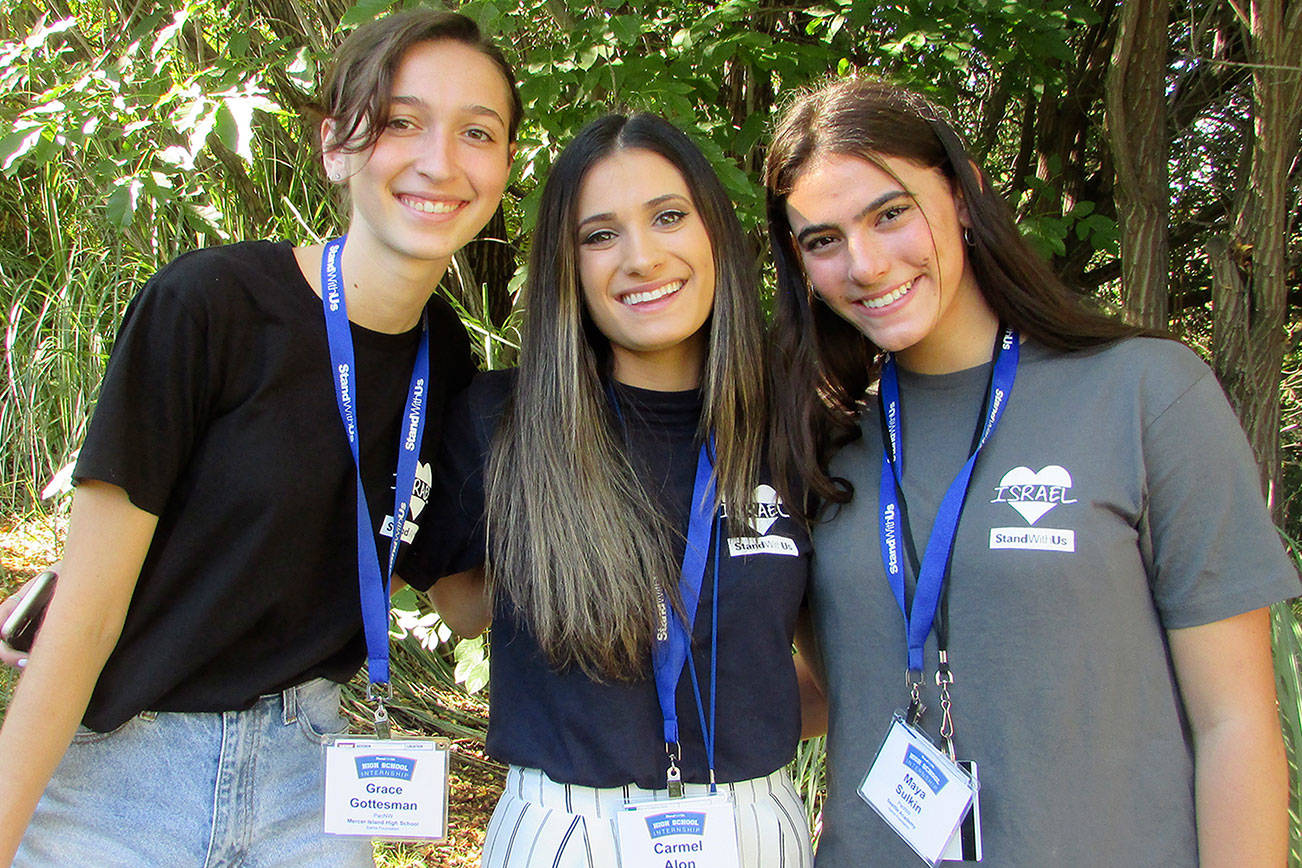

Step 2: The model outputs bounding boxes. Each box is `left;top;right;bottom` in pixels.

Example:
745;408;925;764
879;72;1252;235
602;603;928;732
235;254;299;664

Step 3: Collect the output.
764;77;1146;514
486;113;767;680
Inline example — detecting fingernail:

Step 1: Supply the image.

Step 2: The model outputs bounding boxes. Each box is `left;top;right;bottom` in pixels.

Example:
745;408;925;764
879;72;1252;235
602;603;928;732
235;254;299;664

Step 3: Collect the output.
16;658;27;668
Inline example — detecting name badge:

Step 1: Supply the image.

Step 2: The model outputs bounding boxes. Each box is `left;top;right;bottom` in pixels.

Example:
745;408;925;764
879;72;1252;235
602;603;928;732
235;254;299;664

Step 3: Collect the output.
615;794;741;868
324;737;450;840
859;715;976;866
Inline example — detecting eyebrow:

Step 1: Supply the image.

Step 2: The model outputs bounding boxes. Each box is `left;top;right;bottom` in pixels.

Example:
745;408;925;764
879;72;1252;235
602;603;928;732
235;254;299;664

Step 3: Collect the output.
794;189;907;244
389;95;507;127
576;193;691;232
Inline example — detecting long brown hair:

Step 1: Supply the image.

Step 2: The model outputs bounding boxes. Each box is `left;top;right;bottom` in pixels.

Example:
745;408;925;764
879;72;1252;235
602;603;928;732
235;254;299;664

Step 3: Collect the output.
764;77;1146;514
486;113;767;680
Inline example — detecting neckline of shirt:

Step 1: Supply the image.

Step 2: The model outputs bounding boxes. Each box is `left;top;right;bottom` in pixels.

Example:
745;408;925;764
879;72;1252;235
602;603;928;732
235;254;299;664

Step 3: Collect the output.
274;240;424;352
610;379;703;435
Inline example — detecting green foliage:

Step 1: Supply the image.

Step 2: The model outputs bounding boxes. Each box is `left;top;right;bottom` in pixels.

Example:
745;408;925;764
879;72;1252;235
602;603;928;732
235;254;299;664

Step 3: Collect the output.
0;0;1164;511
1;3;1299;848
1272;534;1302;867
0;4;336;510
788;735;826;842
342;586;492;744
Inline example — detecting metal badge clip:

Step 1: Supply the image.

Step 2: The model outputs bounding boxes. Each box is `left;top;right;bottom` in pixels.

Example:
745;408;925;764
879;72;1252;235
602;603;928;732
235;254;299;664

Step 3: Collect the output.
905;668;926;727
368;682;394;739
936;650;956;761
666;742;684;799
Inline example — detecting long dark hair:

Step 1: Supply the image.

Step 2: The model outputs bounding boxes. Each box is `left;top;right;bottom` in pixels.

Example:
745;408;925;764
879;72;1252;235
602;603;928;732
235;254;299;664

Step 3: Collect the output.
764;77;1146;513
486;113;767;680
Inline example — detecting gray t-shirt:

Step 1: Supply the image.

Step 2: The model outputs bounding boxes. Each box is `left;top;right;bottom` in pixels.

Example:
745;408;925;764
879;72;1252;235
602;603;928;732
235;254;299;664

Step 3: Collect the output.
810;337;1298;867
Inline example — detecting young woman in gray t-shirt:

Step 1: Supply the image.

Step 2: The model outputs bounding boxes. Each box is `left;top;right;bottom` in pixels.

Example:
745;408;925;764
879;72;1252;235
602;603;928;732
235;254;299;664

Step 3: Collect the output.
764;77;1295;866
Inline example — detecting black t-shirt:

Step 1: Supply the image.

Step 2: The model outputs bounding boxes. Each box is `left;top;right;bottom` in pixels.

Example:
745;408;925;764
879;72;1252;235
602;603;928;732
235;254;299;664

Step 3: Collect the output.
74;241;474;732
402;370;809;788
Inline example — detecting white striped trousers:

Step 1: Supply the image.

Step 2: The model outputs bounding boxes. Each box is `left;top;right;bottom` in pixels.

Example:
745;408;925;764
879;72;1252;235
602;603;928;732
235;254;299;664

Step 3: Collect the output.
480;765;813;868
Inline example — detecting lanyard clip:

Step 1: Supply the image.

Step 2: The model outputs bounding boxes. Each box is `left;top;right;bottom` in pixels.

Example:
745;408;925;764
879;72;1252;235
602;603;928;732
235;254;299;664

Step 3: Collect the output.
905;668;926;727
665;743;684;799
368;682;394;739
936;651;956;761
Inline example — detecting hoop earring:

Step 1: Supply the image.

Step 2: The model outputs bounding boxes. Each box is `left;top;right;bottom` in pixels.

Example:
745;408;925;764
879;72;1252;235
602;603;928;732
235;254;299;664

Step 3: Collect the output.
963;227;975;247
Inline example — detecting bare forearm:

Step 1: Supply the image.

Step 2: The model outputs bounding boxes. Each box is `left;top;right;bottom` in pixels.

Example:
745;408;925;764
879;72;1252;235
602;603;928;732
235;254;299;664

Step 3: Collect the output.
795;652;827;739
1170;610;1288;867
0;482;155;865
793;606;826;739
0;615;124;864
1192;716;1287;867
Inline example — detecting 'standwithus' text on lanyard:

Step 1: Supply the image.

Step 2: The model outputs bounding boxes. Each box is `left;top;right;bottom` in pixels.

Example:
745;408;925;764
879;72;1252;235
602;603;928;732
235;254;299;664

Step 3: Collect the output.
877;326;1018;677
321;235;430;707
650;437;723;795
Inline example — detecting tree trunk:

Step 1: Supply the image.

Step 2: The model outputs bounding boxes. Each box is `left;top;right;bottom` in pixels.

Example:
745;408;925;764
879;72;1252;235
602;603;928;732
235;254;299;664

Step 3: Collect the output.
1211;0;1302;520
1106;0;1171;329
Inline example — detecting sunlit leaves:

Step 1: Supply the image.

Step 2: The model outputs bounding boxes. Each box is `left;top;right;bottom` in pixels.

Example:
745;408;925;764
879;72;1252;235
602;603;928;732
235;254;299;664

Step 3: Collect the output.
286;47;315;90
0;3;289;240
0;126;43;174
105;178;142;228
340;0;397;28
214;89;279;164
150;7;190;64
453;635;490;694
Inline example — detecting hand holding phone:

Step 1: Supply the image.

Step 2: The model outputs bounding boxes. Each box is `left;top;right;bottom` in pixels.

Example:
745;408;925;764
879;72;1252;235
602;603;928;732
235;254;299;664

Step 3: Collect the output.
1;569;57;656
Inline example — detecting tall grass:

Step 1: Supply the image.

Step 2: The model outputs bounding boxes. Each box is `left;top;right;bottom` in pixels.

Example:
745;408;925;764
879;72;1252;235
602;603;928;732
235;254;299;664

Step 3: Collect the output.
789;735;826;843
0;250;144;511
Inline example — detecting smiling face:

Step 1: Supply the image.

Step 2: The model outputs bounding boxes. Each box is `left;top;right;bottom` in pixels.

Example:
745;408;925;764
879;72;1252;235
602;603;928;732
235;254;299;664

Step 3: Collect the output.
322;39;514;278
784;152;997;374
574;148;716;389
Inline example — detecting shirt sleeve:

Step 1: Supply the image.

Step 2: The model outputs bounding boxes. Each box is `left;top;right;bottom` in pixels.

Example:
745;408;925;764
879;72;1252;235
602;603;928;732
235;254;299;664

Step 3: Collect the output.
400;371;509;590
1141;349;1299;628
73;258;217;515
427;292;474;395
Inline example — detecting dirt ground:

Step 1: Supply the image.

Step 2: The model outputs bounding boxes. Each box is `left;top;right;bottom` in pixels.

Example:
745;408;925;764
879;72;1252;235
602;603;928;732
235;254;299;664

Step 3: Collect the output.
0;513;503;868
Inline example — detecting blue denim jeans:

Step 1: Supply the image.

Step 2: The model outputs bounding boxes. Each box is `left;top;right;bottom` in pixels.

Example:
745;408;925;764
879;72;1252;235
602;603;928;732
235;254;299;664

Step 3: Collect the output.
16;677;375;868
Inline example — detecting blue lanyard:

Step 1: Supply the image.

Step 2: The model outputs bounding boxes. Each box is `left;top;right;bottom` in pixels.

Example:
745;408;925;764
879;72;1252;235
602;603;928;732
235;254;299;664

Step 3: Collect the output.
683;509;722;790
651;438;722;792
878;327;1017;675
320;236;430;704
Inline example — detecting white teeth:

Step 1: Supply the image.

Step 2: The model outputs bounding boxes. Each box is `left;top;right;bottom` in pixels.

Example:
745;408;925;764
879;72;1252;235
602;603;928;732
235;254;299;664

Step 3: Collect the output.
861;278;914;309
622;280;683;306
403;197;459;214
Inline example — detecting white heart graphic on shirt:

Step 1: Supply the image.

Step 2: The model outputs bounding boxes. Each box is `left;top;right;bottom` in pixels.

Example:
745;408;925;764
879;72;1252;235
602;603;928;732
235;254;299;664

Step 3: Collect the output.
749;484;786;535
997;465;1074;525
407;461;432;520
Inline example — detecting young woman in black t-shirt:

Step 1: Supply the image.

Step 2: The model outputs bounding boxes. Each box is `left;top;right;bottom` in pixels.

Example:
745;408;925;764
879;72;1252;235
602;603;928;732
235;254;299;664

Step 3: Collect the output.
0;11;519;866
401;113;816;867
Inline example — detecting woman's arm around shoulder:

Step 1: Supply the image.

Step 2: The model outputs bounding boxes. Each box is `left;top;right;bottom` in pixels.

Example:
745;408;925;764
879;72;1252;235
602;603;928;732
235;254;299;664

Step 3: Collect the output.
393;567;490;639
427;567;491;639
0;481;157;867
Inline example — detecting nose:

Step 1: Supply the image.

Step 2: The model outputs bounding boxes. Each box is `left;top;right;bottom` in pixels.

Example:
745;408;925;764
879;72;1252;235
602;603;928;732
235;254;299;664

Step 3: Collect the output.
413;128;456;182
846;230;888;286
622;226;664;275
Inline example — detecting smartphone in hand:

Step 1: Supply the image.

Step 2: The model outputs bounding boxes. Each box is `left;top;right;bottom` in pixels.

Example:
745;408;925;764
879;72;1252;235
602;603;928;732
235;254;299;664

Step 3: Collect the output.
1;569;57;653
